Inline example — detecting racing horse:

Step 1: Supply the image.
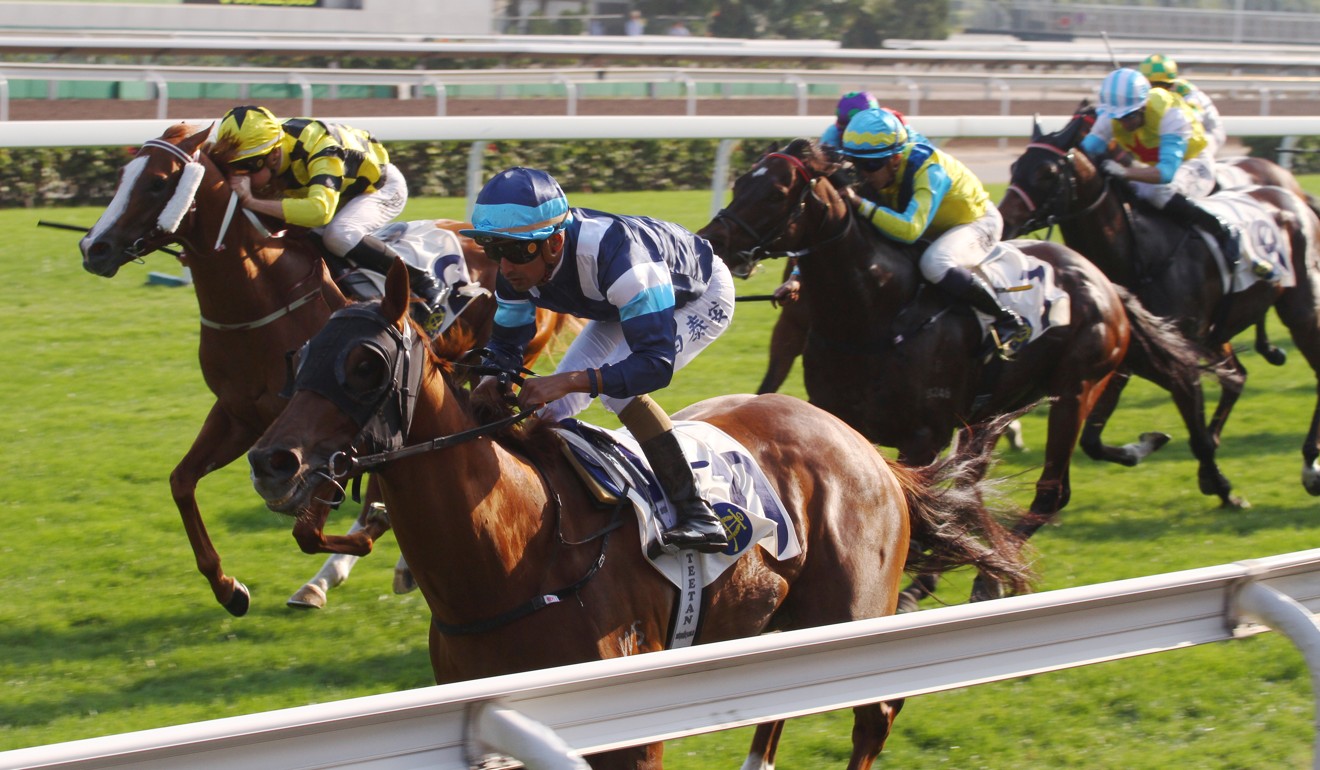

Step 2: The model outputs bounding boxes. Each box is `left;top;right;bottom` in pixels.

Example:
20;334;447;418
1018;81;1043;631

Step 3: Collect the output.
999;109;1320;500
77;121;572;615
246;259;1034;769
698;138;1207;607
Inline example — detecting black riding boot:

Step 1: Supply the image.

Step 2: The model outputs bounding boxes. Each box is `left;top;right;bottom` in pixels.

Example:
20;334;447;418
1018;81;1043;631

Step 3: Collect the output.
1163;193;1274;280
344;235;449;334
641;430;729;556
936;267;1032;360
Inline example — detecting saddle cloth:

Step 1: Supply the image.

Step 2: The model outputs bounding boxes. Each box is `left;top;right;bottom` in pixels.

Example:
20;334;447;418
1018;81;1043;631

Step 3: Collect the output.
1212;159;1256;192
972;241;1072;343
349;220;491;335
1198;191;1296;293
554;418;801;591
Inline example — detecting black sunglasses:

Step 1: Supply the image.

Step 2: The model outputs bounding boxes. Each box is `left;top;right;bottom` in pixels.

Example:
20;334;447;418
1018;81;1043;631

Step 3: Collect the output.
853;156;891;173
473;235;544;264
227;154;269;175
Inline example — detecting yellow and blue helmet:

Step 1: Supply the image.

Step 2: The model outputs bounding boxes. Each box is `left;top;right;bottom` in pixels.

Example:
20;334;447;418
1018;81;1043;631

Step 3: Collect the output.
1097;68;1151;119
1139;54;1179;85
217;105;282;162
459;167;571;241
841;108;909;160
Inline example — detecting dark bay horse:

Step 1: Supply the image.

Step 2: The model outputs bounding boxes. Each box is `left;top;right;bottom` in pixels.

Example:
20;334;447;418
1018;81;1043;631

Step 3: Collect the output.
999;111;1320;499
246;259;1034;770
77;122;573;615
698;138;1207;606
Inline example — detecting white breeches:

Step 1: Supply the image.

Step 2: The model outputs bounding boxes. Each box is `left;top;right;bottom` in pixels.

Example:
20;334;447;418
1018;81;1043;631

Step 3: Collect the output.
918;205;1003;284
316;163;409;256
1130;153;1217;208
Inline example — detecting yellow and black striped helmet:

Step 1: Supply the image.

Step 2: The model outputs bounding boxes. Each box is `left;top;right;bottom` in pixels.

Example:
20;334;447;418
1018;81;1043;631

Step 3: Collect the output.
217;105;282;161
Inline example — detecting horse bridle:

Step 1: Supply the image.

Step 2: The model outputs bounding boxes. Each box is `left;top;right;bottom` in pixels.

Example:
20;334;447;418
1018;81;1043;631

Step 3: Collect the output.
710;152;848;273
1004;142;1114;234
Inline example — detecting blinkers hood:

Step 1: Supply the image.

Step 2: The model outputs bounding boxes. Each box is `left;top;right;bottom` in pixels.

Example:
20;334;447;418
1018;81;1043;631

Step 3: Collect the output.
291;303;425;456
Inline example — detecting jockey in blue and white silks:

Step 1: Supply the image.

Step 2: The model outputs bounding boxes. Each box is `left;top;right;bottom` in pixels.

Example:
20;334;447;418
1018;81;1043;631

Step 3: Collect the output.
463;166;734;555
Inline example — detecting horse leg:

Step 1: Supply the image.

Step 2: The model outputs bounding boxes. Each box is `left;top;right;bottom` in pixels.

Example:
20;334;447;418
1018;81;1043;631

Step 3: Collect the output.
1078;371;1171;466
394;553;417;594
757;303;807;394
290;476;392;556
1206;345;1247;449
288;513;376;609
1256;317;1288;366
845;700;905;770
170;404;260;616
742;721;785;769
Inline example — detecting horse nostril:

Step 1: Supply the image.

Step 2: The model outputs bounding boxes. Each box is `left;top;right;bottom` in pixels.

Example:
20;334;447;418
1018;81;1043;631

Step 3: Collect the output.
250;447;302;480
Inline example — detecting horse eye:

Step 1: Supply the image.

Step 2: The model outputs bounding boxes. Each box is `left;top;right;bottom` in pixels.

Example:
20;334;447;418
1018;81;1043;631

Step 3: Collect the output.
342;346;389;400
148;177;169;194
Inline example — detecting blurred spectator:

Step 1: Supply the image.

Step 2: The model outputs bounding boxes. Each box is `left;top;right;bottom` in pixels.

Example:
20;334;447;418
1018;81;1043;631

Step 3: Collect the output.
625;10;645;35
667;20;691;36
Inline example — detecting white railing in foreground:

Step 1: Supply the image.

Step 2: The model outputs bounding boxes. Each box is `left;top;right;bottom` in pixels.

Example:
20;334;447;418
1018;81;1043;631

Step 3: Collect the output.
2;549;1318;770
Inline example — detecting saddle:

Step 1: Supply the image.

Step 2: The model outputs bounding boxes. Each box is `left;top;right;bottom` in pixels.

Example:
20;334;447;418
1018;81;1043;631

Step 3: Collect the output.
1130;195;1293;294
333;221;491;336
554;418;800;648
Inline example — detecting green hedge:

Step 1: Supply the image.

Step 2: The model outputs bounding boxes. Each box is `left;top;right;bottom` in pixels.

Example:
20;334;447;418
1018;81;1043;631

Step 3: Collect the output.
0;138;794;208
1241;135;1320;174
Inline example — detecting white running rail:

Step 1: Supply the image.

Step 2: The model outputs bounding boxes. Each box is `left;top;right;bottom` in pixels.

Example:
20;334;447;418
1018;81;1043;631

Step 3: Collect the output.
2;549;1317;770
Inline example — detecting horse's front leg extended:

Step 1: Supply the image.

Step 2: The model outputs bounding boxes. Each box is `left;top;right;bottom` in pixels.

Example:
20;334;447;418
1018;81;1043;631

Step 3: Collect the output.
1078;371;1171;466
757;302;808;394
289;480;396;609
170;403;260;617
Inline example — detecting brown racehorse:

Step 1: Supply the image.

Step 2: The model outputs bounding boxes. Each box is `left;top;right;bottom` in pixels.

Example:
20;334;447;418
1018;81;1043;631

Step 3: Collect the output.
698;138;1208;607
77;122;573;615
999;109;1320;500
247;259;1033;770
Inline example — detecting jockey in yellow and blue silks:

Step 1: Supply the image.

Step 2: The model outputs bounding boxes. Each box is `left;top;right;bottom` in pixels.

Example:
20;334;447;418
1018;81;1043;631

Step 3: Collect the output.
840;107;1031;359
1081;68;1274;279
214;105;448;332
1140;54;1226;153
465;167;734;556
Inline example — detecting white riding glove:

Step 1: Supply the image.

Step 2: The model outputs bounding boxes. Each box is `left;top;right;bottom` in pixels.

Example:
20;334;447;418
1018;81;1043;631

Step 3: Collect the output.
1101;159;1128;179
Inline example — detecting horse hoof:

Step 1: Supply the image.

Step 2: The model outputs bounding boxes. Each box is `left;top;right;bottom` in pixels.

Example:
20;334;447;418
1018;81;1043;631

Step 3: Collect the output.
224;581;251;617
1139;432;1172;454
287;583;327;609
393;568;418;595
1222;495;1251;510
896;592;920;614
969;577;1004;603
1264;347;1288;366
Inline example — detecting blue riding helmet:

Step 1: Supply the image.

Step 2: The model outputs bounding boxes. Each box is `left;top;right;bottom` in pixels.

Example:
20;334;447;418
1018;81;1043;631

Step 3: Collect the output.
459;167;572;241
1097;68;1151;119
841;108;910;159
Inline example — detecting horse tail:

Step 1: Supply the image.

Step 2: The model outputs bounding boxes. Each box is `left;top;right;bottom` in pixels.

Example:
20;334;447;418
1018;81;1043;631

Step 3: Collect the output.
894;411;1036;596
1115;285;1224;383
522;309;585;370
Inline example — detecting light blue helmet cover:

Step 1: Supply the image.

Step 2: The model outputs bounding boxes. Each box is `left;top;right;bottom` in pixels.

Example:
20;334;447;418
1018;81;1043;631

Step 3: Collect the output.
459;167;572;241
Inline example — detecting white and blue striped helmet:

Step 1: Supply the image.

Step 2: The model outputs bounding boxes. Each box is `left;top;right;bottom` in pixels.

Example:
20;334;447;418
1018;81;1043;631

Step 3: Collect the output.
1097;68;1151;120
459;167;571;241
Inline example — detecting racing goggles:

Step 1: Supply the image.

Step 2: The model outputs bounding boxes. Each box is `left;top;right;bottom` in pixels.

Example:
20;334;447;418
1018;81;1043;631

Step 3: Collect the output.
473;235;544;265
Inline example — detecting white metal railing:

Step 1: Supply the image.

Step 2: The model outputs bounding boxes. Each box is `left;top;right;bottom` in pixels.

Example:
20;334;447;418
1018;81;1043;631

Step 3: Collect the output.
1;549;1316;770
2;114;1317;219
5;62;1320;121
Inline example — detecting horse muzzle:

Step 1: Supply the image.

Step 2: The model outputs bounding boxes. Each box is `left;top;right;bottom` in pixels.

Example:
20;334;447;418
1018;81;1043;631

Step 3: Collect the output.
248;444;334;515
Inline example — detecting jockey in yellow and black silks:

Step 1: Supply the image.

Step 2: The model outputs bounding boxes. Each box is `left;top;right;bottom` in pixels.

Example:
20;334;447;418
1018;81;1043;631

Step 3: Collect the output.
840;107;1031;360
215;105;449;332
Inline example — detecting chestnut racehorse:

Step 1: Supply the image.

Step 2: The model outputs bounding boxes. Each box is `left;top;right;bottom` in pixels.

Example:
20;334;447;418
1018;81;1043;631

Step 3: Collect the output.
78;122;573;615
247;259;1034;769
999;109;1320;500
698;138;1207;607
